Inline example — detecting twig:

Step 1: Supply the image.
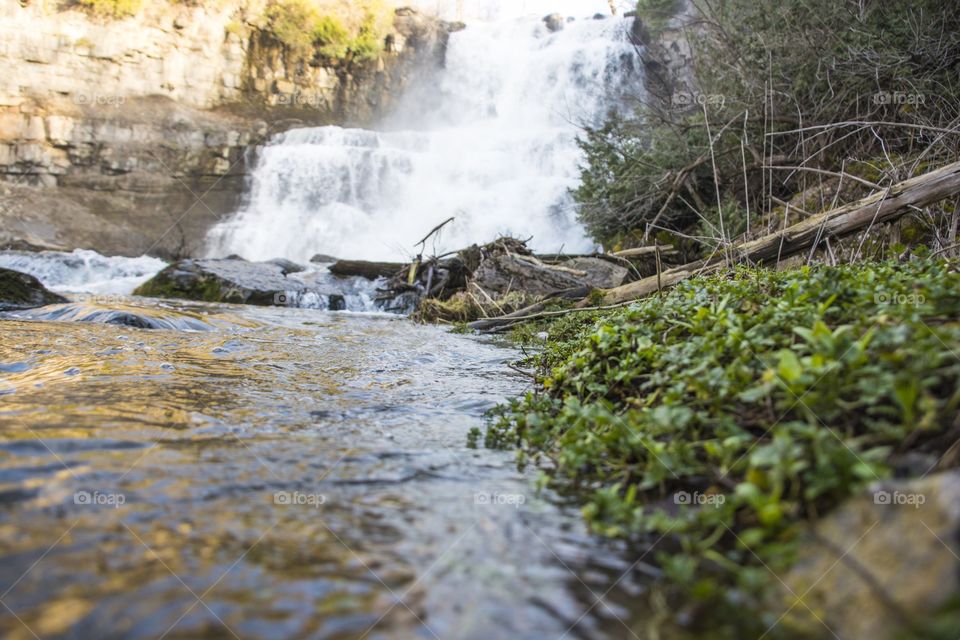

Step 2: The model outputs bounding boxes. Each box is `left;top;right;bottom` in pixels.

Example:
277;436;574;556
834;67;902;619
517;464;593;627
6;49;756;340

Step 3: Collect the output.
414;217;455;249
764;165;882;190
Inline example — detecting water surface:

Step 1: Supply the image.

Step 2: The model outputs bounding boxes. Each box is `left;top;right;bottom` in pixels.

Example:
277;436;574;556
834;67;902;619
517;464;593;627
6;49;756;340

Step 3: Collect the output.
0;299;651;639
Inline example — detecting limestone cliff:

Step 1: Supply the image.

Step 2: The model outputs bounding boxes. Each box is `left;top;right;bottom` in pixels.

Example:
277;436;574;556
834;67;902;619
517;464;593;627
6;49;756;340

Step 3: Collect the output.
0;1;458;257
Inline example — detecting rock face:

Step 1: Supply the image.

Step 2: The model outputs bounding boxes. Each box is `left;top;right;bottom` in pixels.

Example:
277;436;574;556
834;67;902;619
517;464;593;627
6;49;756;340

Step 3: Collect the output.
0;1;458;257
776;472;960;639
134;258;345;310
0;267;67;311
633;2;698;113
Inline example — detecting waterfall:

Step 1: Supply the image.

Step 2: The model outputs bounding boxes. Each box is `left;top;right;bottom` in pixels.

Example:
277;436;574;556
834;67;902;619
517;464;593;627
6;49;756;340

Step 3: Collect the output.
206;3;642;263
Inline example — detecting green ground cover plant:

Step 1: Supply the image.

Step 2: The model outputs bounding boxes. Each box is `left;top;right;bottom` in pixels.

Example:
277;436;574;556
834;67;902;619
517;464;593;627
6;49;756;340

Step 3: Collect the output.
484;259;960;626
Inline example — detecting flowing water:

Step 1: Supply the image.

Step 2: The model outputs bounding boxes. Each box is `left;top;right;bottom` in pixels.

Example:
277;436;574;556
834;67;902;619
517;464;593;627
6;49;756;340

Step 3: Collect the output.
206;5;642;262
0;297;658;639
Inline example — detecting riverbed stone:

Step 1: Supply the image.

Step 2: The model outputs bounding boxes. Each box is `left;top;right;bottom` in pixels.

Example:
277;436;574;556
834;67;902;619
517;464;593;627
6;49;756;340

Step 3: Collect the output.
0;267;68;311
774;471;960;639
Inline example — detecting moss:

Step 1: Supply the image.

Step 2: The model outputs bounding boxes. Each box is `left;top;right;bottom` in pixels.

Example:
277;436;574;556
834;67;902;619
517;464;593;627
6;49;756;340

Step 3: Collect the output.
133;271;225;303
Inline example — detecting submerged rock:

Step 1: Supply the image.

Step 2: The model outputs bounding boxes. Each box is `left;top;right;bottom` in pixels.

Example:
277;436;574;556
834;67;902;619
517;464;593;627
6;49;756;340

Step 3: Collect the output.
777;471;960;639
0;267;67;311
14;303;215;331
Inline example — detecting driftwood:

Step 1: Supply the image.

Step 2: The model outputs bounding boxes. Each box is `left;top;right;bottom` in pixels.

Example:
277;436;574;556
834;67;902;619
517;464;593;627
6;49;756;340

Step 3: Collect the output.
329;260;406;280
602;159;960;305
467;160;960;331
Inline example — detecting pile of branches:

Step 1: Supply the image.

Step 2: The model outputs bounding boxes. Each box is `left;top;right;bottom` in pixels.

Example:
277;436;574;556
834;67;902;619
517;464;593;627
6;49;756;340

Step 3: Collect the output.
373;236;638;322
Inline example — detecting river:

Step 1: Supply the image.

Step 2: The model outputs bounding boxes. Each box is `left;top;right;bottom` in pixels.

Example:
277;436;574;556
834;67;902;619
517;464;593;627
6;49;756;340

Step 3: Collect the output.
0;296;656;639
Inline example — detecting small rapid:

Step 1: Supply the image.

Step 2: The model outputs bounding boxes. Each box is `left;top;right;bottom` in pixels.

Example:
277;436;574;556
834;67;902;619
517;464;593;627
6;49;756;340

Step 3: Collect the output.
0;249;167;295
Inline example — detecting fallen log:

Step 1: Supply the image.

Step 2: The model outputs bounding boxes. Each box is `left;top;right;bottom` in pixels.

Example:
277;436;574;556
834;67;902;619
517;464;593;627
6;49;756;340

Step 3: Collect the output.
329;260;406;280
601;159;960;305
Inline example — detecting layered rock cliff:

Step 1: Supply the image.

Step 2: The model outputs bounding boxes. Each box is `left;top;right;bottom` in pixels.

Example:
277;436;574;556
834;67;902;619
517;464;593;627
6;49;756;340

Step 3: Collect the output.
0;1;458;257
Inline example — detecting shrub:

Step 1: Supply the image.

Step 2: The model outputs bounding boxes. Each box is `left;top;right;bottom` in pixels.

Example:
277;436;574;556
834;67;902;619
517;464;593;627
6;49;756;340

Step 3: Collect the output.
263;0;388;62
264;0;327;52
73;0;142;18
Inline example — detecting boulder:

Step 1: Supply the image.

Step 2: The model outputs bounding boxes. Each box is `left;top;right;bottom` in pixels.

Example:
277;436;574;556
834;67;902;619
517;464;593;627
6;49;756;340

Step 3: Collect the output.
0;267;67;311
543;13;565;32
133;259;347;310
561;257;630;288
134;259;294;305
775;472;960;639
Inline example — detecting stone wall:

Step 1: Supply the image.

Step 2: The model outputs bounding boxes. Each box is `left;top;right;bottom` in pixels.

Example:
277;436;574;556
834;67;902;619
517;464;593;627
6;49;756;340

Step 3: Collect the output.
0;1;457;257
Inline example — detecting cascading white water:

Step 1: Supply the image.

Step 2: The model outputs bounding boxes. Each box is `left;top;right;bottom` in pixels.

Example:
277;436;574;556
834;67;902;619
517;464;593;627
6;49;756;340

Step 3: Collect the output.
0;249;167;295
206;2;642;262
